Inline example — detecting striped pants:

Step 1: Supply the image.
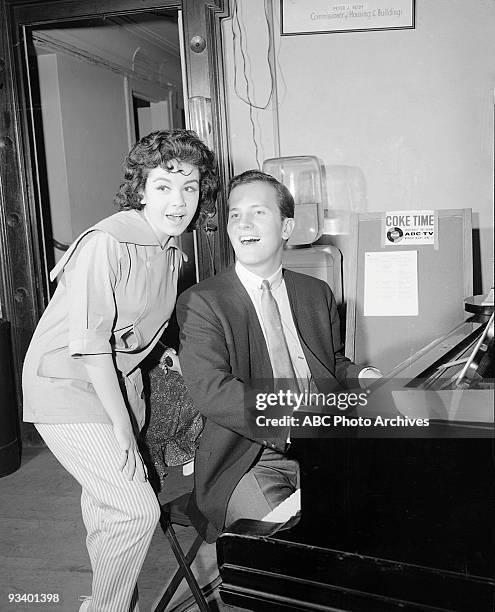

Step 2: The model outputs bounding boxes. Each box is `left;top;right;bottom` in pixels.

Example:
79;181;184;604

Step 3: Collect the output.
36;423;160;612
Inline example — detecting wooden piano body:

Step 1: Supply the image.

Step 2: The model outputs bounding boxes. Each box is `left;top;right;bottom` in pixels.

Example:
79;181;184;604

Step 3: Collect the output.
217;318;494;611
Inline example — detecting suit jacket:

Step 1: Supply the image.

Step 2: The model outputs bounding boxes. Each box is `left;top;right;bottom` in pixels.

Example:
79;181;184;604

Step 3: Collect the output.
176;265;361;542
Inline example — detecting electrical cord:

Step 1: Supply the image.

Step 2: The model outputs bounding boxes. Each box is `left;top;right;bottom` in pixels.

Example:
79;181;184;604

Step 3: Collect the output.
231;0;278;168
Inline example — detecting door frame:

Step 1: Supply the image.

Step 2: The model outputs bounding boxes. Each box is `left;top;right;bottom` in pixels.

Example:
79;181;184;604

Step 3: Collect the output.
0;0;232;430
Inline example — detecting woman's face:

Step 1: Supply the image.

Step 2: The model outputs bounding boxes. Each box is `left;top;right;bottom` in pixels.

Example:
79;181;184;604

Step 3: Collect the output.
141;160;200;238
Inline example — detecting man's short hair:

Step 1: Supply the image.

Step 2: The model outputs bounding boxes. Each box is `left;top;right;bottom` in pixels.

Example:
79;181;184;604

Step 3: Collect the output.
228;170;295;219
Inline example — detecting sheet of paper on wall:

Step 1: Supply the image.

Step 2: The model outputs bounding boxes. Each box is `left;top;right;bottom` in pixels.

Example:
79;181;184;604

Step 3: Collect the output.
364;251;418;317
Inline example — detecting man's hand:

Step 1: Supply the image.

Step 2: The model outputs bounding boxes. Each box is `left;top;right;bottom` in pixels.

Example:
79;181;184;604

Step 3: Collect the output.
113;422;147;482
358;366;383;389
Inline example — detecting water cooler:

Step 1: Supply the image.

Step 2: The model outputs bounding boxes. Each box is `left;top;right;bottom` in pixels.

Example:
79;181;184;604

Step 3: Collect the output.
263;156;343;303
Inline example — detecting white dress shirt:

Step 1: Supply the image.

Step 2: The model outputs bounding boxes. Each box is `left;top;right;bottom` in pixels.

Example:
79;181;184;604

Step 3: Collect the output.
235;261;311;387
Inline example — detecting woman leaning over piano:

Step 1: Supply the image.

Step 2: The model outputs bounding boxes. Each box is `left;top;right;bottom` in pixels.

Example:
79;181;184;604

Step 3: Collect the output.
21;129;218;612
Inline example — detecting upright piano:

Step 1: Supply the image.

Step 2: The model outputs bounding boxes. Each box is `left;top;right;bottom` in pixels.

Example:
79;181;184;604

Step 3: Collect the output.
217;313;494;611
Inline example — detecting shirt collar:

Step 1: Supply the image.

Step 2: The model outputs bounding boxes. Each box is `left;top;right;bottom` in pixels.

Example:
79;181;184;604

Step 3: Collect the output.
235;261;283;291
125;210;187;260
98;209;179;250
140;209;178;250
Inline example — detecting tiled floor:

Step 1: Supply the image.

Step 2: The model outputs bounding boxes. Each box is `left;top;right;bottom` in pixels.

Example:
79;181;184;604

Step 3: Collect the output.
0;447;244;612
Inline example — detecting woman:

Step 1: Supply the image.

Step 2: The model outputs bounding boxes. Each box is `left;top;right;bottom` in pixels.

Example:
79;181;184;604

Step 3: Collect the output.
22;129;218;612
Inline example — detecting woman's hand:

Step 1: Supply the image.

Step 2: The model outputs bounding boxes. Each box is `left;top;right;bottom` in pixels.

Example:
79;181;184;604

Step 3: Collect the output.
113;422;148;482
159;347;182;375
81;353;148;482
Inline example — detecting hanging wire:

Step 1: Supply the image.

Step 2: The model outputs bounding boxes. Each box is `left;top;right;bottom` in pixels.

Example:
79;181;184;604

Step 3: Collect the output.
264;0;282;157
231;0;277;168
268;0;287;106
232;0;261;167
231;0;274;109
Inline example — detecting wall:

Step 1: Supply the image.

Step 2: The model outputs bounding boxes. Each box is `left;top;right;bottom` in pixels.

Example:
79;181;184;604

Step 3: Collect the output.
222;0;495;294
37;54;72;258
57;53;129;238
36;26;182;252
37;52;129;248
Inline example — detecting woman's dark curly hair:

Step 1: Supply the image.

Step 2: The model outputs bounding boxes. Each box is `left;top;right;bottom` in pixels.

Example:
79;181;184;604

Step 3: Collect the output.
114;129;218;227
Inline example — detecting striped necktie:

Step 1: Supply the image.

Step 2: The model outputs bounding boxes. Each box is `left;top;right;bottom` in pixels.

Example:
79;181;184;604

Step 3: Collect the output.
261;279;303;449
260;279;299;385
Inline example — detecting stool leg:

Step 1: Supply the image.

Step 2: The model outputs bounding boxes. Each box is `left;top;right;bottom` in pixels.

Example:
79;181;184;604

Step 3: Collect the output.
154;521;209;612
155;532;204;611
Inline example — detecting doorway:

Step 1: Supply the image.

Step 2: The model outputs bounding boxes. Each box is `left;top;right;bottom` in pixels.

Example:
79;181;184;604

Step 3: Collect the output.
0;0;231;442
31;11;193;281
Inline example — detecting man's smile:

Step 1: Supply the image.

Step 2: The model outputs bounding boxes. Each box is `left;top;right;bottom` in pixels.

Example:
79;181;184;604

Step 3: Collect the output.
238;235;261;245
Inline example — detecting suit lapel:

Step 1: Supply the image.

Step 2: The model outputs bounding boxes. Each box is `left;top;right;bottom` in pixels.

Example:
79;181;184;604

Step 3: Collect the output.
225;266;273;379
284;269;339;384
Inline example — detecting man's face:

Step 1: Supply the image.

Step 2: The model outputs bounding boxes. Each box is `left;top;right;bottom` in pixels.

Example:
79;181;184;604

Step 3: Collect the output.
227;181;294;277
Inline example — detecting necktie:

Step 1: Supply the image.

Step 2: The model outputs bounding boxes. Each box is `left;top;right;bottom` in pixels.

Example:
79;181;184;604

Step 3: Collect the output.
260;280;302;449
260;279;299;388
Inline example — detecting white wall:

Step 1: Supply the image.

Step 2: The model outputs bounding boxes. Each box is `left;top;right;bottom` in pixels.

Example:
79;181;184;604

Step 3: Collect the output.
222;0;495;293
37;54;72;259
37;49;180;252
37;52;129;247
57;53;129;237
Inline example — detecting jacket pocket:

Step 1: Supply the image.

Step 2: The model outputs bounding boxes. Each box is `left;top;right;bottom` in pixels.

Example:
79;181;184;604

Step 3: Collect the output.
37;347;90;384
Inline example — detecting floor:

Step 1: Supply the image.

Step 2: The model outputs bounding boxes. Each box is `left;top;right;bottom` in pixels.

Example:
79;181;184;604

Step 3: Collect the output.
0;447;245;612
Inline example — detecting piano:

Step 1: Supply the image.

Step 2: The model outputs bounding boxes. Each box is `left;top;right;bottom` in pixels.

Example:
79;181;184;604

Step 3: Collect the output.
217;313;495;611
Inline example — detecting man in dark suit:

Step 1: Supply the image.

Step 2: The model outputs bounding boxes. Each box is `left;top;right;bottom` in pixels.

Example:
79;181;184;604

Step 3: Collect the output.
176;170;381;543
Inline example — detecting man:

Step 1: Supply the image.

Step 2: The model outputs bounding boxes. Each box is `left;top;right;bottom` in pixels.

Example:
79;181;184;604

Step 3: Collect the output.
176;170;380;543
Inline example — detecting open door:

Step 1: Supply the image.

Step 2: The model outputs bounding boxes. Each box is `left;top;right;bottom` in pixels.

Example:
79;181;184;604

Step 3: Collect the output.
0;0;232;440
